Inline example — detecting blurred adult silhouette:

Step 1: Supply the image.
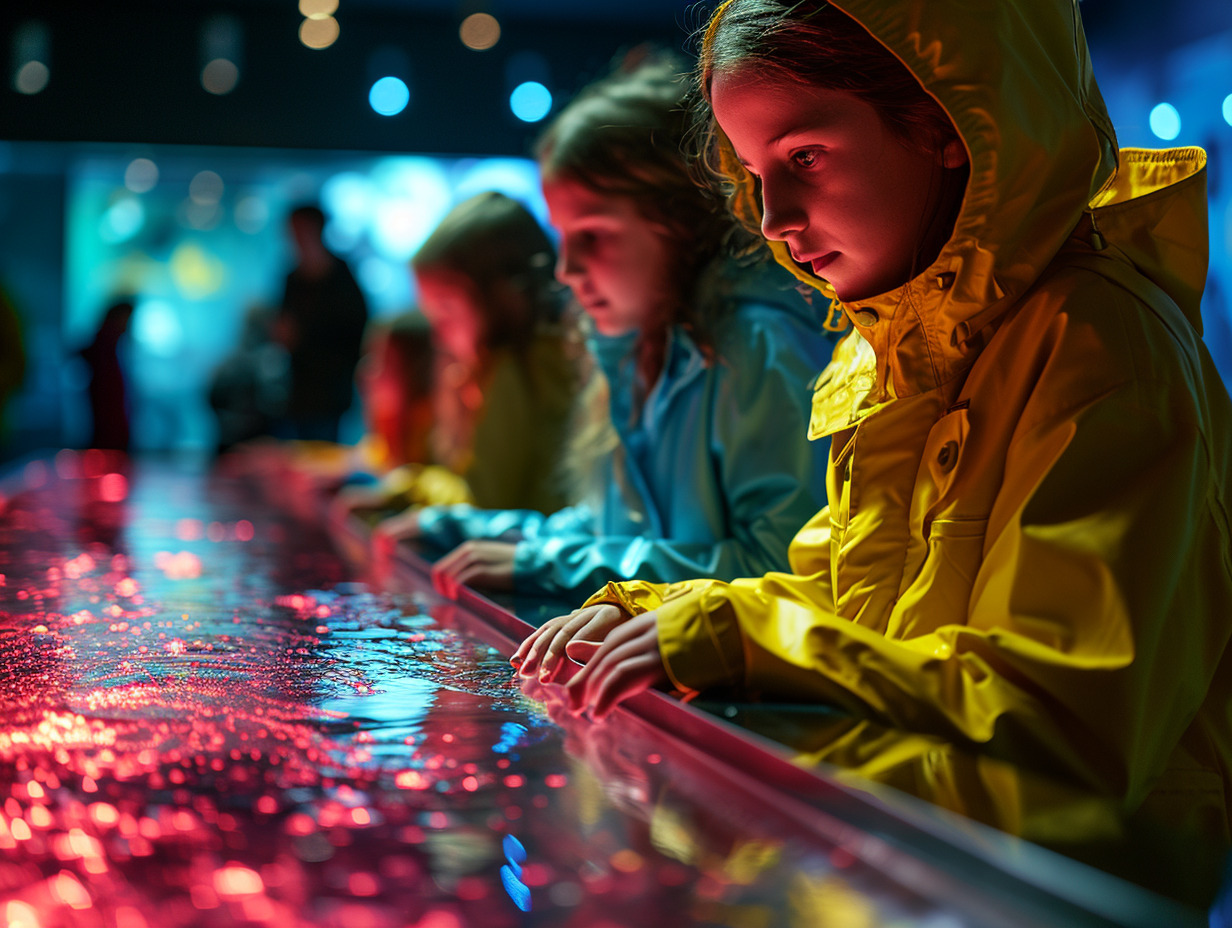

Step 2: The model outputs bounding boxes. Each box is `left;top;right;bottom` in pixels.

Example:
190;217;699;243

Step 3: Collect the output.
273;204;368;442
80;299;134;452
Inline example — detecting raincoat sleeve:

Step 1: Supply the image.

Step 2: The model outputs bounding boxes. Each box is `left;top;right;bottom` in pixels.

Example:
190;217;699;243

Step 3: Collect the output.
512;309;831;597
414;503;594;551
585;285;1232;798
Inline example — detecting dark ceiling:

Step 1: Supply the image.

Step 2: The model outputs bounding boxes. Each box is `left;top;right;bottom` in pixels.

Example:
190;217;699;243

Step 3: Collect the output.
1;0;1228;157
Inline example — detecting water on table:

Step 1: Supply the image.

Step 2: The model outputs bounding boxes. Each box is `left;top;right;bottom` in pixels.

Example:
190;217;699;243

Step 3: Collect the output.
0;452;975;928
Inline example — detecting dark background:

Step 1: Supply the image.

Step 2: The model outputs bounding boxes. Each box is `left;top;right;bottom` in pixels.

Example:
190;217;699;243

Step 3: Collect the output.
0;0;1229;459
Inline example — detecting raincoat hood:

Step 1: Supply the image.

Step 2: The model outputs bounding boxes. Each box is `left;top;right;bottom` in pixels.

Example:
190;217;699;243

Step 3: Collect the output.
707;0;1209;397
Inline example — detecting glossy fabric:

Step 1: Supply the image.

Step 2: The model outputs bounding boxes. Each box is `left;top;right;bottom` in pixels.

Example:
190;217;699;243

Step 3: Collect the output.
416;261;837;597
587;0;1232;837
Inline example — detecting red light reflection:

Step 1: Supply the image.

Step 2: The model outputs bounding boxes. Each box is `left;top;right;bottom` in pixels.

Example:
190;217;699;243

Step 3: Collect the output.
0;459;955;928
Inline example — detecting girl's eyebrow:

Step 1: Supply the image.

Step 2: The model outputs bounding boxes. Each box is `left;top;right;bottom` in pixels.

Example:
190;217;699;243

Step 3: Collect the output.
767;118;833;148
734;119;832;168
734;124;822;171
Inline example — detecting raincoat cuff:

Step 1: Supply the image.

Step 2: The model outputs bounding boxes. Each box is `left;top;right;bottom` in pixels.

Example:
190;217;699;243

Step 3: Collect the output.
581;581;665;617
656;586;743;696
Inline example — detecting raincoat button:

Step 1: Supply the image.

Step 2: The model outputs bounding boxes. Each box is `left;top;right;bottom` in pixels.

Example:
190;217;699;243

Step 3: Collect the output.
937;440;959;473
854;308;879;327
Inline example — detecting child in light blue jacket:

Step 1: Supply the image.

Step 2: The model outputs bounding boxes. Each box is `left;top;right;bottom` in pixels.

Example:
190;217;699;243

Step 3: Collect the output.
379;55;840;599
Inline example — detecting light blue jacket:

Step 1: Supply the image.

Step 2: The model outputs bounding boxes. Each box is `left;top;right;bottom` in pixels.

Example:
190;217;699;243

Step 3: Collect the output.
415;260;839;598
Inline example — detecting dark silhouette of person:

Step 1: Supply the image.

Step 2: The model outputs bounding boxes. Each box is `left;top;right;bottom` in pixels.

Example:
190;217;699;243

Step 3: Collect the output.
80;299;134;452
273;204;368;443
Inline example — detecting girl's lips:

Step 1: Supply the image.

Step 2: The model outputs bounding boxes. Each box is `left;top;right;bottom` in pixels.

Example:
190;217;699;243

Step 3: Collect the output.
810;252;839;275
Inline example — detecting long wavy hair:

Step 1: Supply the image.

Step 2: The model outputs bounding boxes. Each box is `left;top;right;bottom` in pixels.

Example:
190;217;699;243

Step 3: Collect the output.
536;51;756;506
536;51;754;399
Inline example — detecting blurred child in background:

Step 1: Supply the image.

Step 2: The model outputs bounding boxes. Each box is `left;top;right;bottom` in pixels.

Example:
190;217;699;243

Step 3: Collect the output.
356;191;578;519
383;55;839;601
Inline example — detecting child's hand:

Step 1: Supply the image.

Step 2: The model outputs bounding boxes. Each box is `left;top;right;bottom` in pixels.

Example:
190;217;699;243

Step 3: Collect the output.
512;603;632;683
431;540;516;596
564;611;665;720
375;508;422;543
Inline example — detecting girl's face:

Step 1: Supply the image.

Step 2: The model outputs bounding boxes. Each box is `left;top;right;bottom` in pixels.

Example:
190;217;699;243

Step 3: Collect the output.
711;67;966;303
541;176;675;337
415;269;484;365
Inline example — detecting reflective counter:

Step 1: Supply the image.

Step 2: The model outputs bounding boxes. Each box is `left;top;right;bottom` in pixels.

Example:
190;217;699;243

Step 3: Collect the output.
0;452;1214;927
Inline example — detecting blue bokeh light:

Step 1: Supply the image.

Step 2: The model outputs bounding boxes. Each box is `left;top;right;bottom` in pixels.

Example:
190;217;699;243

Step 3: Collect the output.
132;299;185;359
510;81;552;123
1148;102;1181;141
369;76;410;117
1223;93;1232;128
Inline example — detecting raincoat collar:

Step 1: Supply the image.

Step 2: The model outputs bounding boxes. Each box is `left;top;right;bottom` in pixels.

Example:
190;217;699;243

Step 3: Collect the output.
709;0;1208;406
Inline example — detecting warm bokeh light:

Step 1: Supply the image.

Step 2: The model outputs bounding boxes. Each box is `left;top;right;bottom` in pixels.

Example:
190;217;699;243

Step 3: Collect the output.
459;13;501;51
299;0;339;18
98;472;128;502
201;58;239;95
214;865;264;898
4;900;40;928
168;243;226;298
299;15;340;49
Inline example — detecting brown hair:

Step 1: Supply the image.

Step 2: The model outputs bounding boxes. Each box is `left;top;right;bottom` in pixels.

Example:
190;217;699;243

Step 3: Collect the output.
411;191;561;355
536;51;749;400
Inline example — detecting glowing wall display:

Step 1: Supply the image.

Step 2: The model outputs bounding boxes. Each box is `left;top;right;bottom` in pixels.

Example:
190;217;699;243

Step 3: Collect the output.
65;146;546;452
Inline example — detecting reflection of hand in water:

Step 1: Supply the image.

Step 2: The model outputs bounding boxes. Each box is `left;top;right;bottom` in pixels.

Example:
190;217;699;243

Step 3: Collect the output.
521;676;654;814
522;674;786;888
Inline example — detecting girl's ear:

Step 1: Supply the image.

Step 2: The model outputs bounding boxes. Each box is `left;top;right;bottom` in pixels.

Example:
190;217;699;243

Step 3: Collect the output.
938;137;968;169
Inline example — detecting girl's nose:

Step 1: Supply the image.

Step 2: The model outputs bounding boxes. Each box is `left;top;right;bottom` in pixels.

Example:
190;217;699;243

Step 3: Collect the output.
555;240;584;288
759;173;807;242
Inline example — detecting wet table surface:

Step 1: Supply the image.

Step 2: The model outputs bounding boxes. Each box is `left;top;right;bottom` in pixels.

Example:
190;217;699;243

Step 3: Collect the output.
0;452;1210;928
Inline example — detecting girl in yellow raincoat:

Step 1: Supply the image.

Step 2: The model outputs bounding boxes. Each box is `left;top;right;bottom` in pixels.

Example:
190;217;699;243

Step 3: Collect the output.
515;0;1232;840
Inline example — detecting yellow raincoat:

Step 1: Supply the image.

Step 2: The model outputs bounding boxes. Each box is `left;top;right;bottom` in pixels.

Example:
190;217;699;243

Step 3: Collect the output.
586;0;1232;838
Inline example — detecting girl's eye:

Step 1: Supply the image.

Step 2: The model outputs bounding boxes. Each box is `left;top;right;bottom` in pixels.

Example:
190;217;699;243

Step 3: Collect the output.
792;149;821;168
